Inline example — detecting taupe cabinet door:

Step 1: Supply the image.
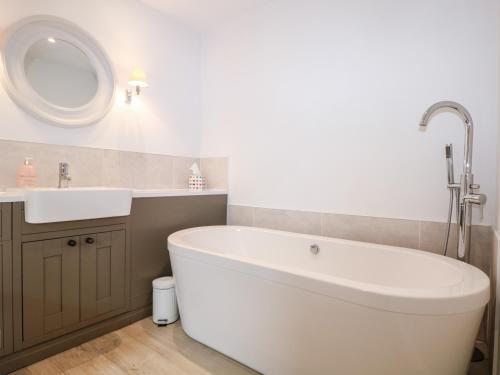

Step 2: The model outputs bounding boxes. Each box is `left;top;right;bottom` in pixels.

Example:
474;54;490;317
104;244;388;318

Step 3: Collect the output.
80;231;126;321
21;230;126;345
22;237;80;343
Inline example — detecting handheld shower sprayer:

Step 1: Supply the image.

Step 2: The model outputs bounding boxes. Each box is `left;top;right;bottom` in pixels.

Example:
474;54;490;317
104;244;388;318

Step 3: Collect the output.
445;144;454;186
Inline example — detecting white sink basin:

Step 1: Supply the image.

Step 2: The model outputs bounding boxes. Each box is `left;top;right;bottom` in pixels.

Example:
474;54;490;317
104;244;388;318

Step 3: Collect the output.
24;187;133;224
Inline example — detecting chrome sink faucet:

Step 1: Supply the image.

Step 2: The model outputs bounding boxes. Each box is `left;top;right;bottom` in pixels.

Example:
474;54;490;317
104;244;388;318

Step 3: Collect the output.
58;162;72;188
420;101;486;263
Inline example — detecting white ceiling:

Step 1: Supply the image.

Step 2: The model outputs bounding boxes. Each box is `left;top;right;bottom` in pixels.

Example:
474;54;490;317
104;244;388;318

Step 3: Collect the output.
139;0;271;31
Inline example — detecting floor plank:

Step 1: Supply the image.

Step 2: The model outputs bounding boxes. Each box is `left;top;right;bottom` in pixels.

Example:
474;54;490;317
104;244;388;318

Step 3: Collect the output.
11;358;63;375
10;318;257;375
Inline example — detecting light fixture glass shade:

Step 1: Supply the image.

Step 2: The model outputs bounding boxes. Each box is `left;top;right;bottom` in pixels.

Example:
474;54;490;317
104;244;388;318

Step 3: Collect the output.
128;67;148;88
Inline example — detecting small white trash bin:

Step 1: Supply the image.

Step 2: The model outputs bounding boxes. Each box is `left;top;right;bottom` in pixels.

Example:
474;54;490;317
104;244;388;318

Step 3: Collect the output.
152;276;179;326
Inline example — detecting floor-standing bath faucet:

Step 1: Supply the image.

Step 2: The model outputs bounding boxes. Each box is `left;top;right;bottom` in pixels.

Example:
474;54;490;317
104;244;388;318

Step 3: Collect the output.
419;101;486;263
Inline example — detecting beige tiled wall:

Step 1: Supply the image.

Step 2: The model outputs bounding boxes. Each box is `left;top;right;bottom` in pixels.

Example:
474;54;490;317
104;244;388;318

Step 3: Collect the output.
200;157;228;189
0;139;229;190
228;205;493;275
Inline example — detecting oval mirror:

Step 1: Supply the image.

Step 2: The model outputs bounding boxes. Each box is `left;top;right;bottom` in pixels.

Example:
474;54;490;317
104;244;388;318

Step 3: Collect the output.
0;16;115;127
24;38;99;108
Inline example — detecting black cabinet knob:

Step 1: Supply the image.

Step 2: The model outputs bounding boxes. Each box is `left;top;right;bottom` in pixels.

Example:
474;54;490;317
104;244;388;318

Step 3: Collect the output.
67;239;77;247
85;237;95;245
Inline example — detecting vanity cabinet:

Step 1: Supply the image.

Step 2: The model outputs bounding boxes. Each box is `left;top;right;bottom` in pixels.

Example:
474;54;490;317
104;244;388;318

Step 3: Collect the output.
19;230;127;349
0;204;13;359
11;203;130;352
0;195;227;374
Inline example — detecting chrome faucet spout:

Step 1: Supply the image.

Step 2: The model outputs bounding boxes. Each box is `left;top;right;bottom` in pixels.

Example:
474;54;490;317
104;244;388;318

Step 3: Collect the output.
420;101;473;176
420;101;472;127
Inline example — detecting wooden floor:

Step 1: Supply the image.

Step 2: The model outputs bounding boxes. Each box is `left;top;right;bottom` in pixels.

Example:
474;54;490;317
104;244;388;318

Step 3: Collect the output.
11;317;490;375
11;318;257;375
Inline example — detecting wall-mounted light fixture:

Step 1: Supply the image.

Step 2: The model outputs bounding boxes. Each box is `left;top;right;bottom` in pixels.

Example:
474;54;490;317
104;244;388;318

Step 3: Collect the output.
125;67;148;103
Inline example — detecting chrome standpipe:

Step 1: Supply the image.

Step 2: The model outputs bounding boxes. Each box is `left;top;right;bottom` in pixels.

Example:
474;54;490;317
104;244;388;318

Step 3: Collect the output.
419;101;486;263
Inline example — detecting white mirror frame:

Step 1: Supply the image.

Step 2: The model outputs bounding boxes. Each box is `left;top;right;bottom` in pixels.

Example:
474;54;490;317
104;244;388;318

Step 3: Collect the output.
0;15;116;128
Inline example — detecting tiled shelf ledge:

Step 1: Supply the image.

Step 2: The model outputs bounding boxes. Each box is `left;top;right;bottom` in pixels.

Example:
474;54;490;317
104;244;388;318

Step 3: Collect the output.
0;190;24;202
0;188;227;203
132;189;227;198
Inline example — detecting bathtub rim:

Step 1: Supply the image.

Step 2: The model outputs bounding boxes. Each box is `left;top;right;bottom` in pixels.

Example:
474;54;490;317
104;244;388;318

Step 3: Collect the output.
167;225;490;316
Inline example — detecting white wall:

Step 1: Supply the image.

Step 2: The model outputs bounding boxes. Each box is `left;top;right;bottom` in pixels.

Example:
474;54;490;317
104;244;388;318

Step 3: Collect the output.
200;0;499;224
0;0;202;157
1;0;498;224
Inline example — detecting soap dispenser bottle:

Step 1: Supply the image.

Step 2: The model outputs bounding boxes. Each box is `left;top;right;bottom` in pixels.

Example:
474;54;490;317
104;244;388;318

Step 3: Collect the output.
16;157;37;188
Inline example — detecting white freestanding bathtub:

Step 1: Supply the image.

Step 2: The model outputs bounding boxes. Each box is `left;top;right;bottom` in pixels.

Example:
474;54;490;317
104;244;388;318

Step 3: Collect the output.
168;226;490;375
